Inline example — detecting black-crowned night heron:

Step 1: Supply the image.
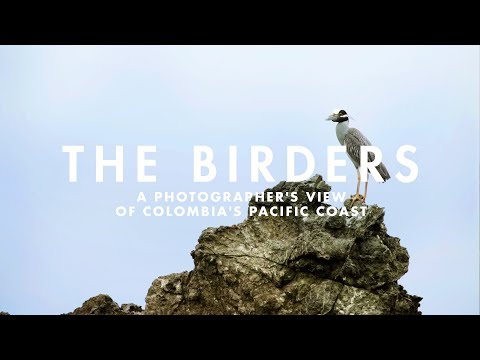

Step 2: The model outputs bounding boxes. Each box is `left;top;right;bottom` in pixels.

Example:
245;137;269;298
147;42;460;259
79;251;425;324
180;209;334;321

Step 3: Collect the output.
326;109;390;203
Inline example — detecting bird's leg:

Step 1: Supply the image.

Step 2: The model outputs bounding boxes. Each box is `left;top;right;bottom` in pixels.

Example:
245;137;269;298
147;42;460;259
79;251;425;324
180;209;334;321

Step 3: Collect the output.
350;168;364;204
356;168;361;195
363;173;369;203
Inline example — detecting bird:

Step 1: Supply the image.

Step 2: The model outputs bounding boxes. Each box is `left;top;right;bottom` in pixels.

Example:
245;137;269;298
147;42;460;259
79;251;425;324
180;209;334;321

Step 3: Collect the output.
325;109;390;204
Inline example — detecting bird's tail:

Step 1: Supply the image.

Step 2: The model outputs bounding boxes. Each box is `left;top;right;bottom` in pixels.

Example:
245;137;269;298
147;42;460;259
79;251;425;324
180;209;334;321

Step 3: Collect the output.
376;162;391;182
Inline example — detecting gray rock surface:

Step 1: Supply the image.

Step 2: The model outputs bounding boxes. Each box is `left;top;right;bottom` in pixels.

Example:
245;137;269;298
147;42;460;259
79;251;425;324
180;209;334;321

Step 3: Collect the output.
145;175;421;315
121;303;144;315
69;294;143;315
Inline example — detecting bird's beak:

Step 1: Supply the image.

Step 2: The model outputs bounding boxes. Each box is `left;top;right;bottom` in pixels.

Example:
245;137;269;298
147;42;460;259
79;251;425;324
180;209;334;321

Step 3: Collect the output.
325;114;339;122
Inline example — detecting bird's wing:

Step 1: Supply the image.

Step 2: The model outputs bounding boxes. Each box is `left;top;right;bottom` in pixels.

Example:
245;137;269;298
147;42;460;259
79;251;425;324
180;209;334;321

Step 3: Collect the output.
344;127;373;166
345;128;391;181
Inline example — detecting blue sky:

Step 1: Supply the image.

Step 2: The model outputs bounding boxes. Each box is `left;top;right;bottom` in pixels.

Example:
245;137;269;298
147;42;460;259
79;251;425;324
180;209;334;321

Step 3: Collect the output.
0;45;478;314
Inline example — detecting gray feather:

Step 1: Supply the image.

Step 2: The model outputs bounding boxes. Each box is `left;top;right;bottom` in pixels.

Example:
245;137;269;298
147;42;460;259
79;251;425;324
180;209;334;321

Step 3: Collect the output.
344;128;390;182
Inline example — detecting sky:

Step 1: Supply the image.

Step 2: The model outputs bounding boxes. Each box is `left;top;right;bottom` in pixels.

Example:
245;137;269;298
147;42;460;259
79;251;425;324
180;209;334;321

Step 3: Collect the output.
0;45;478;314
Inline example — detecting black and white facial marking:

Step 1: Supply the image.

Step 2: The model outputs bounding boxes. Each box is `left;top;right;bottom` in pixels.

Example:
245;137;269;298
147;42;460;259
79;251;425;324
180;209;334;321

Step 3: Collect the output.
335;109;349;122
326;109;350;123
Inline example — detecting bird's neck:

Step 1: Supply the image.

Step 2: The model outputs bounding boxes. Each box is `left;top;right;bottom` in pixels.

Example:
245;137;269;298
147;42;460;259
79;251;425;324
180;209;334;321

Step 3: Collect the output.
336;120;349;145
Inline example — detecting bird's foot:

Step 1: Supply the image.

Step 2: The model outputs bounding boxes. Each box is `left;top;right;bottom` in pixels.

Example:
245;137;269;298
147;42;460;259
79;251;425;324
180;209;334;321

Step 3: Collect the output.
344;194;365;209
350;193;364;205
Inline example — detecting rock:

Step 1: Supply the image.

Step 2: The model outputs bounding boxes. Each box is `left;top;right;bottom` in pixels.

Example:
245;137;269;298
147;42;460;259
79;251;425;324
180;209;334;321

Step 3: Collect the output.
69;174;421;315
70;294;123;315
69;294;143;315
0;311;9;315
121;303;144;315
145;174;421;315
145;272;190;315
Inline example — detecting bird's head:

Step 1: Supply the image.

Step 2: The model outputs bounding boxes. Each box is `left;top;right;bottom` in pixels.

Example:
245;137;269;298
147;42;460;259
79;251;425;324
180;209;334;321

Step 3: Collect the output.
326;109;349;123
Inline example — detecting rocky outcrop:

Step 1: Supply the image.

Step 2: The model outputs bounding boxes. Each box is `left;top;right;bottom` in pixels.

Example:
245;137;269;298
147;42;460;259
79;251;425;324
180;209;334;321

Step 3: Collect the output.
69;294;143;315
38;174;420;315
145;175;421;315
